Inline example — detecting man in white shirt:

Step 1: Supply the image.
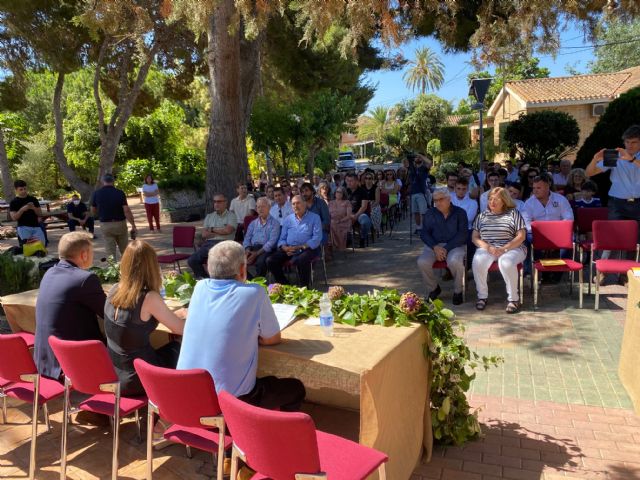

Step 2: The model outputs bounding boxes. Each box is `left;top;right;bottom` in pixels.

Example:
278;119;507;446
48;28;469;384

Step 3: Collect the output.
552;159;572;187
230;183;256;226
506;182;526;212
451;178;478;230
505;162;520;183
479;172;501;212
522;174;574;232
269;186;294;225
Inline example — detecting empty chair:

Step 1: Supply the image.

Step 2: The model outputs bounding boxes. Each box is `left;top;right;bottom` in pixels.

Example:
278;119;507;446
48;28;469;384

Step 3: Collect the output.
218;390;388;480
592;220;640;310
134;359;232;480
157;226;196;272
531;221;584;309
0;334;64;480
48;337;147;480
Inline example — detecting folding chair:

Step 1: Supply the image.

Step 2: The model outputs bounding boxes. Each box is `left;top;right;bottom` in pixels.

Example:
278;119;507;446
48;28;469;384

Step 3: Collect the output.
591;220;640;310
157;226;196;272
134;359;232;480
531;221;584;309
219;391;388;480
49;337;147;480
0;334;64;480
574;207;608;293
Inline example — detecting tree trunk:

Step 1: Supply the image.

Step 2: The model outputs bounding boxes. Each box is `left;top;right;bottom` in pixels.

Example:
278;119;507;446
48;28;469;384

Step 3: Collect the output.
307;143;320;178
205;0;263;212
52;72;93;200
0;128;14;201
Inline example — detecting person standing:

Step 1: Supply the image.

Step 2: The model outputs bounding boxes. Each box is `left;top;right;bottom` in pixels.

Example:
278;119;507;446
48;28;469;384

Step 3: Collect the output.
90;173;137;259
230;182;257;227
67;194;95;237
9;179;46;245
408;154;431;233
142;174;161;231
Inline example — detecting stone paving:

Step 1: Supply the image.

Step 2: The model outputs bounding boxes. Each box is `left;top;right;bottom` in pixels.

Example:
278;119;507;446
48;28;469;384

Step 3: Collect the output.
1;199;640;479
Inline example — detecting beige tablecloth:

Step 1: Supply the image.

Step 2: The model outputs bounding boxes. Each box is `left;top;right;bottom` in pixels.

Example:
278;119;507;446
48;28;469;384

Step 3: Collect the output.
259;320;432;480
620;273;640;415
2;290;433;478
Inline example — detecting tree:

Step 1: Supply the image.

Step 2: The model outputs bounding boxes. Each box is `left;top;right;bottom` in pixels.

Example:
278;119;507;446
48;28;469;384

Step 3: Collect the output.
504;111;580;169
397;94;450;152
403;47;444;94
590;18;640;73
358;106;391;151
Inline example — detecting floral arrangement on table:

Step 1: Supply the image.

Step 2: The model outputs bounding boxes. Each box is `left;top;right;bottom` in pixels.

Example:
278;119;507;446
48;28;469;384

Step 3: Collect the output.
262;280;502;446
89;261;501;445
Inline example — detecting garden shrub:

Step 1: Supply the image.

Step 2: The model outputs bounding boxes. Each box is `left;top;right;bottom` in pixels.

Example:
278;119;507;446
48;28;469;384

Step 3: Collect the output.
158;174;205;194
440;126;470;152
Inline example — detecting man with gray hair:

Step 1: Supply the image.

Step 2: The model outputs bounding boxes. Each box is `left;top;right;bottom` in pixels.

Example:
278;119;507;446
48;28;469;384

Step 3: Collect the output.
417;187;468;305
177;241;306;411
90;173;137;259
243;196;280;277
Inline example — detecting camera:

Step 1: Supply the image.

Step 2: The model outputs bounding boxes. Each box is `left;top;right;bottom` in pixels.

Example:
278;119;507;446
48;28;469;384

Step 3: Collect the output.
603;149;618;167
406;152;416;163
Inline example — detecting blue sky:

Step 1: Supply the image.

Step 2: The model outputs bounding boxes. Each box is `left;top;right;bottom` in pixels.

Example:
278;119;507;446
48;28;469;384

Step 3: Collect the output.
363;23;597;111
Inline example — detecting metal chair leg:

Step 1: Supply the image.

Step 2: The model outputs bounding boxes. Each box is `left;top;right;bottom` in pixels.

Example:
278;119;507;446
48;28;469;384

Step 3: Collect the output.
185;445;192;458
216;419;226;480
29;375;41;480
579;268;583;309
146;406;154;480
42;403;51;433
519;267;524;305
1;389;6;424
60;378;71;480
112;390;121;480
135;409;142;444
533;268;538;310
378;463;387;480
595;270;600;310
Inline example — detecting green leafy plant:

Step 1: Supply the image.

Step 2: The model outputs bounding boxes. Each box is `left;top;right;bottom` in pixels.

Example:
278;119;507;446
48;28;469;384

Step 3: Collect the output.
162;270;197;306
89;257;121;283
0;251;41;297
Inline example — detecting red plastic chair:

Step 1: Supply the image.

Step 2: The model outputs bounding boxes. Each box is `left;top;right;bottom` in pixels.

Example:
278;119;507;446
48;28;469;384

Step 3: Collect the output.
531;221;584;309
488;261;524;304
575;208;608;267
218;390;388;480
592;220;640;310
48;337;147;480
134;359;232;480
243;214;258;233
13;331;35;348
432;259;466;302
0;334;64;480
157;226;196;272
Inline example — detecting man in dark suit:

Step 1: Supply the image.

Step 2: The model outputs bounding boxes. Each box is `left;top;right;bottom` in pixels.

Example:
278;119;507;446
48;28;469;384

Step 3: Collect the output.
34;232;107;379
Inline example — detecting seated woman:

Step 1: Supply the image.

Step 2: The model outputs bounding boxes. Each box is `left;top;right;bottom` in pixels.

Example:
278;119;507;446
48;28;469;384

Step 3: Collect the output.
563;168;587;203
380;169;399;206
328;187;352;252
104;240;186;396
472;187;527;314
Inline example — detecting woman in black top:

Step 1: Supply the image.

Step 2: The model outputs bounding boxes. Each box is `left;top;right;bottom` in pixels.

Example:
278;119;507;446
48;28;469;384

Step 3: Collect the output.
361;172;382;234
104;240;186;395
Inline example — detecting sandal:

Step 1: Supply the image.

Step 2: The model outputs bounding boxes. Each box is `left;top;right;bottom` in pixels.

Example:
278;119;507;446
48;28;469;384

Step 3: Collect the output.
475;298;488;311
506;301;520;314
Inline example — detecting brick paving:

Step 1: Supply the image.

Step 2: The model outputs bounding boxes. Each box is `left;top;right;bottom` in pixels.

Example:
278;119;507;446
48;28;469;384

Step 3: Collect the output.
2;200;640;479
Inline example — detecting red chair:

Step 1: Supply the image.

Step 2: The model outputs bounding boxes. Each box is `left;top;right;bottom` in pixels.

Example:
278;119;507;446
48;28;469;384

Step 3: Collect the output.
218;390;388;480
531;221;584;309
592;220;640;310
134;359;232;480
48;337;147;480
378;191;396;236
488;261;524;304
243;214;258;233
0;334;64;480
157;226;196;272
575;207;609;294
13;331;35;349
432;259;466;302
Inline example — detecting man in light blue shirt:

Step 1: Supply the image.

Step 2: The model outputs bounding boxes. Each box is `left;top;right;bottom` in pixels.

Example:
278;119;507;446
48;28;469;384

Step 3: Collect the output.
177;241;305;410
243;197;280;277
266;195;322;287
586;124;640;224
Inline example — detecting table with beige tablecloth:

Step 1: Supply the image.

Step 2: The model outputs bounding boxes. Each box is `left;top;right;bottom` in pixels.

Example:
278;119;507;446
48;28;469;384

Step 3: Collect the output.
2;289;433;479
620;272;640;415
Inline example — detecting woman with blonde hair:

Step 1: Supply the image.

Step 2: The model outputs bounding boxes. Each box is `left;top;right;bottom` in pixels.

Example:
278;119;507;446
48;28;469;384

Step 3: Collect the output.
104;240;186;395
563;168;587;202
472;187;527;314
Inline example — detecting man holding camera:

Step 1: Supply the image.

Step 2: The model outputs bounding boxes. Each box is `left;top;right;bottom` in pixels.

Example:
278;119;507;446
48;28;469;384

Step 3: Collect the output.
586;125;640;223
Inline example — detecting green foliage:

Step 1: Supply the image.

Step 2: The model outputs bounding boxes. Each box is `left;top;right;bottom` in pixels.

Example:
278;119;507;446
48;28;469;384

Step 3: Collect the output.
15;133;66;199
89;257;120;284
504;111;580;170
163;271;197;306
266;282;323;318
403;47;445;94
426;138;441;162
0;251;41;297
440;126;470;152
158;174;205;194
590;19;640;73
575;87;640;169
117;159;155;195
0;112;29;165
398;94;451;152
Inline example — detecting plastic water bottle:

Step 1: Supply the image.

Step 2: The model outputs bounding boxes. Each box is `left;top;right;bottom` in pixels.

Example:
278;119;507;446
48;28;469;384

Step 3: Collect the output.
319;293;334;337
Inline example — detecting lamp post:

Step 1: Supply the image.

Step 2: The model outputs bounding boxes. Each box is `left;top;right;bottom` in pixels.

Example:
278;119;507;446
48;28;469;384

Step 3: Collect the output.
469;78;492;166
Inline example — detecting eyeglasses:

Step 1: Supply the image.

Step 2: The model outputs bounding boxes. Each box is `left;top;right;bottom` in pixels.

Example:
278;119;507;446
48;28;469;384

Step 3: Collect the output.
213;200;225;203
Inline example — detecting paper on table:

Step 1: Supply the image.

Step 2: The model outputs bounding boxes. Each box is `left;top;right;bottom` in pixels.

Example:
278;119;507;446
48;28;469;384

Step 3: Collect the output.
272;303;297;331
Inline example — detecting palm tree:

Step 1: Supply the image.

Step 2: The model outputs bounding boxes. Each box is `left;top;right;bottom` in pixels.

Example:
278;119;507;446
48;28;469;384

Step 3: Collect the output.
403;47;445;94
358;106;390;151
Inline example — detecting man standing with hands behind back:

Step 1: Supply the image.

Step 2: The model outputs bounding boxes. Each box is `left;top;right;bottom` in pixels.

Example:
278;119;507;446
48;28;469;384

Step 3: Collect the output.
586;125;640;224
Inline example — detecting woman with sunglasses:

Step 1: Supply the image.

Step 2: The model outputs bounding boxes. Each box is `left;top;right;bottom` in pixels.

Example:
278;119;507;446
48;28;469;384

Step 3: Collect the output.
380;169;399;206
362;172;382;234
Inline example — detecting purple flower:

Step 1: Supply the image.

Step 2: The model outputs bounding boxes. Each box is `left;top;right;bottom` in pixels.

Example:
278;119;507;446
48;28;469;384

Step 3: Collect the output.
399;292;422;315
268;283;284;296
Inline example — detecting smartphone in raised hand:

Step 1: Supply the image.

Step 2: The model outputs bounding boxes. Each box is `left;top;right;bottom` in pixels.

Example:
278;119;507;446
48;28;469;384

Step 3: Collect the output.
603;149;618;167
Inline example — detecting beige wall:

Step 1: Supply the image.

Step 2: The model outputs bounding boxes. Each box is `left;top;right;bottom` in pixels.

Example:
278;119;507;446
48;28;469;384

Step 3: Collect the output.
492;93;526;146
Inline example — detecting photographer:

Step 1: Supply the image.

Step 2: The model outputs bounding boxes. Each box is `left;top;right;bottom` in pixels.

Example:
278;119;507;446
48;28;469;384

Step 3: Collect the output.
586;125;640;222
407;153;432;234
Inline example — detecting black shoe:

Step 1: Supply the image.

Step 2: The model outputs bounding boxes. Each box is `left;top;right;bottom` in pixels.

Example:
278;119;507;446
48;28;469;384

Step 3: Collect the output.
452;292;463;305
428;285;441;301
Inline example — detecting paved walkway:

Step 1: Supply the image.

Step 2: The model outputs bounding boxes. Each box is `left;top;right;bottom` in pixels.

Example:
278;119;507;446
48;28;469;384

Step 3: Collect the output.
1;200;639;479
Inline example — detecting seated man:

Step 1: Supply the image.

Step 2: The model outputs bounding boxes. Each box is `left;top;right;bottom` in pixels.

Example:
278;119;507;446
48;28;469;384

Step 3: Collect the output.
266;195;322;288
178;241;305;411
9;179;46;245
34;232;107;379
243;197;280;278
187;193;237;279
269;187;293;225
417;188;468;305
345;173;372;247
67;194;95;237
451;177;478;266
479;171;501;211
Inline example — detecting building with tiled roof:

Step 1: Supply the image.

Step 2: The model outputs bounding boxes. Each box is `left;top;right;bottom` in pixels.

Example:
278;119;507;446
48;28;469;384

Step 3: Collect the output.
488;65;640;159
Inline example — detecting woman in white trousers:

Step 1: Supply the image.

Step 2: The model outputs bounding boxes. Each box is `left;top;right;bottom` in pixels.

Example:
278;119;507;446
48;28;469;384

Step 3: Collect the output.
472;187;527;314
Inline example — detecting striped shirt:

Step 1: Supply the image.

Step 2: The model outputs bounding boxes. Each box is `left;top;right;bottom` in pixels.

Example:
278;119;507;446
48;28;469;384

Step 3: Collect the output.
473;208;527;253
